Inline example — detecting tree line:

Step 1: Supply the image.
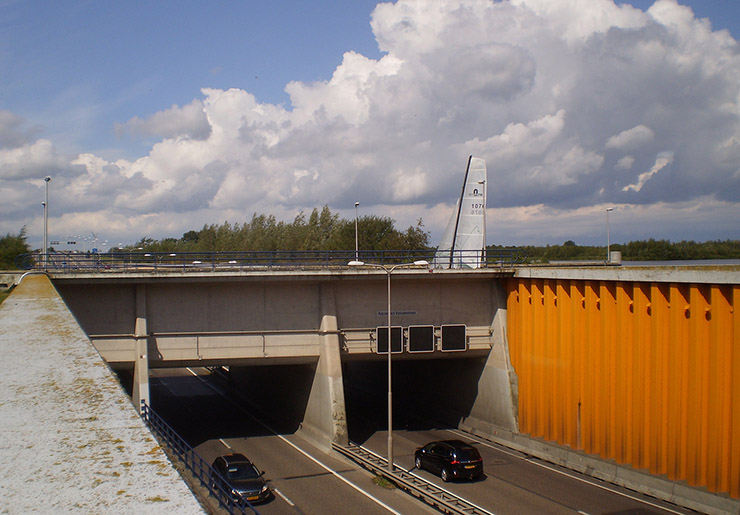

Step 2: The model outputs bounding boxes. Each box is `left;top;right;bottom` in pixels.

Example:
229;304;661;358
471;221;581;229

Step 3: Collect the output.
1;206;739;269
125;206;430;254
491;238;740;263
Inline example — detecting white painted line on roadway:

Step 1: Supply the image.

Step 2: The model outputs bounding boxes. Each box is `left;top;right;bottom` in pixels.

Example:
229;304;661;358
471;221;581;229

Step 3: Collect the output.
268;427;404;514
522;458;688;515
448;429;688;515
354;443;496;515
185;367;404;515
273;488;295;507
218;438;232;449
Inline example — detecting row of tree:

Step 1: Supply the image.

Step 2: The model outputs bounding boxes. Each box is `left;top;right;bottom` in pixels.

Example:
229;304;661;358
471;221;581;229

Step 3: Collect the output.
491;239;740;263
125;206;430;254
2;205;739;269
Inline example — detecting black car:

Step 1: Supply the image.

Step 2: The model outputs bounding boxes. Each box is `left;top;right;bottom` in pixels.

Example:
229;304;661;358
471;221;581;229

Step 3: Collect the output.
211;453;272;505
414;440;484;482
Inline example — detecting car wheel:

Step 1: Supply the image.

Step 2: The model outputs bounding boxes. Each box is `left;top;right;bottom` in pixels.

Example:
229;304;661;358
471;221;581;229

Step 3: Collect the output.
441;468;450;482
415;456;422;470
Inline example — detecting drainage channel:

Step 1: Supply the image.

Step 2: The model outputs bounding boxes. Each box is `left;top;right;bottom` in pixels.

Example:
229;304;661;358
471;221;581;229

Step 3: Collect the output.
332;442;494;515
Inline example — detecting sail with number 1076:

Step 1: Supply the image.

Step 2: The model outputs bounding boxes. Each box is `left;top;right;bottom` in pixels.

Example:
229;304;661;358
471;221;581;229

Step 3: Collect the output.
433;156;487;269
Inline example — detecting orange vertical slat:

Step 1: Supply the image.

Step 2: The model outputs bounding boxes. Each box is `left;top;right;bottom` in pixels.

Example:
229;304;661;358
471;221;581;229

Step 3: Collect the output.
558;280;575;447
650;283;669;473
616;282;634;465
691;284;719;485
708;285;730;493
547;280;561;442
506;276;738;499
633;283;650;469
681;283;702;484
517;280;533;433
533;279;545;438
731;285;740;499
607;282;620;461
586;281;606;453
671;284;690;482
572;280;586;451
701;285;713;487
676;283;691;482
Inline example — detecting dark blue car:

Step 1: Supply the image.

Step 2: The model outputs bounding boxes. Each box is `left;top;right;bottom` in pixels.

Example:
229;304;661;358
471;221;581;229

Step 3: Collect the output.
211;453;272;505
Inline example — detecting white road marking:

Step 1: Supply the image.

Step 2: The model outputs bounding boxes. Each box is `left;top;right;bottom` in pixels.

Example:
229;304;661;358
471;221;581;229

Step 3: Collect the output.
356;443;495;515
218;438;231;449
448;428;689;515
185;367;404;515
273;488;295;507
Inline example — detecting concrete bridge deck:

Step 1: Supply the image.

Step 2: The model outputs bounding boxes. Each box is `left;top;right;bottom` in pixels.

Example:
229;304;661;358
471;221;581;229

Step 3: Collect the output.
0;273;202;513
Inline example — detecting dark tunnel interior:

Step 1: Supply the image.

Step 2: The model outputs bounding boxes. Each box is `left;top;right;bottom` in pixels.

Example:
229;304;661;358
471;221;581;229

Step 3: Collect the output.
342;357;487;444
114;356;488;447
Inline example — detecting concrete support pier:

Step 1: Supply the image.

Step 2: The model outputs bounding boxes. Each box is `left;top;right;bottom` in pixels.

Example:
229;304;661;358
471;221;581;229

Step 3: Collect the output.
132;283;150;413
461;281;519;434
299;283;348;448
0;274;202;513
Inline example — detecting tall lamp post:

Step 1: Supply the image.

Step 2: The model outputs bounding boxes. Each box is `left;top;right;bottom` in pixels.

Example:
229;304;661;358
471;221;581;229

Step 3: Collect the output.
606;207;613;263
43;176;51;270
348;259;429;472
354;202;360;261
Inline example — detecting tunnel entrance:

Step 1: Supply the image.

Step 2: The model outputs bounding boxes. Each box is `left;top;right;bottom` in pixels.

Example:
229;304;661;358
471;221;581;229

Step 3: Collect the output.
342;356;487;444
112;363;318;446
227;363;317;435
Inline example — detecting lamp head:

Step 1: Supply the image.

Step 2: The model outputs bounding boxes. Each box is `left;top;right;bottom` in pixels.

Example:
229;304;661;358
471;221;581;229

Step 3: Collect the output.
348;260;364;266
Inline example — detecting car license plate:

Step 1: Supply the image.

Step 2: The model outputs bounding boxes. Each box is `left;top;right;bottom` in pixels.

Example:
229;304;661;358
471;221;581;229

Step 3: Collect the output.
247;496;260;501
465;465;475;469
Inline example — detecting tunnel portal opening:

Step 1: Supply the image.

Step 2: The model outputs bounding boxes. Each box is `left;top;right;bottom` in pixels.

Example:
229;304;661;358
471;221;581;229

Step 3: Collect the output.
342;357;487;445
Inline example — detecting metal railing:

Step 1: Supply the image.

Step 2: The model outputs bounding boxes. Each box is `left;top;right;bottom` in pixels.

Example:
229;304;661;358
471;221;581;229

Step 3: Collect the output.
332;441;493;515
15;249;523;273
140;401;259;514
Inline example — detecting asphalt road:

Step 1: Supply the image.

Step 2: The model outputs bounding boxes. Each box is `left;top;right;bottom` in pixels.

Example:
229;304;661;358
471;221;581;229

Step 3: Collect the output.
148;368;697;515
149;368;435;514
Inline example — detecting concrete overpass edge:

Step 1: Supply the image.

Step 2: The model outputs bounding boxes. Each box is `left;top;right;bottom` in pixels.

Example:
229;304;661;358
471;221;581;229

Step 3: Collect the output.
0;273;203;513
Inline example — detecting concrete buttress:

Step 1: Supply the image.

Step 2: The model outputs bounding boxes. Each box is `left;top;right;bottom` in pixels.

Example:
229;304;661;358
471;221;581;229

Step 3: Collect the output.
461;280;519;434
132;284;150;412
298;283;348;448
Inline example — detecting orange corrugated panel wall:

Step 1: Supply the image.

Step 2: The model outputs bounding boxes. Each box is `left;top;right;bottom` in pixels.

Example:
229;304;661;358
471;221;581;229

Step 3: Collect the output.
506;278;740;499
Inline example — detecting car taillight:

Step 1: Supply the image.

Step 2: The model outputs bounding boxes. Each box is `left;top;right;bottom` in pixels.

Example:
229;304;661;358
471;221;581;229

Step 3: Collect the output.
450;460;459;465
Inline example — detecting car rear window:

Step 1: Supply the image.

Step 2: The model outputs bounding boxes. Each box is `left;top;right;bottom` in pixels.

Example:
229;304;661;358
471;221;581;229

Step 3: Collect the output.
455;448;481;461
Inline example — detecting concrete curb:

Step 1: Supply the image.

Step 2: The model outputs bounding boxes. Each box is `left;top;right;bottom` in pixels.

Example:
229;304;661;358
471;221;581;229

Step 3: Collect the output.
459;420;739;515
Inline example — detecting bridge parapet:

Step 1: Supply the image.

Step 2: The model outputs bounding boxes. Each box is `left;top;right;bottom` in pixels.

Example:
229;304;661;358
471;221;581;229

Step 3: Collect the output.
17;249;523;273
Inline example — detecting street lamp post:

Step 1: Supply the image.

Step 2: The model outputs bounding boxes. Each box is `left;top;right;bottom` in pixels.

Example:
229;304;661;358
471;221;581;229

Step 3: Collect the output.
606;207;614;263
348;259;429;472
43;176;51;270
354;202;360;261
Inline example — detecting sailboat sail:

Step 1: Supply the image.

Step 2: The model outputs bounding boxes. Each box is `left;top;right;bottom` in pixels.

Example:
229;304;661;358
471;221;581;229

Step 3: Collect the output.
433;156;487;269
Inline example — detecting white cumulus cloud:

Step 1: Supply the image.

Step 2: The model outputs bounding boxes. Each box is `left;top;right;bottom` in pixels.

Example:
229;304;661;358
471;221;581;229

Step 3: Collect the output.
3;0;740;247
623;151;675;192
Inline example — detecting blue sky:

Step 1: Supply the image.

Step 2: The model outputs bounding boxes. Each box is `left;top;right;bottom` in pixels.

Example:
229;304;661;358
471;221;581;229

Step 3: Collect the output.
2;1;384;158
2;0;740;250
